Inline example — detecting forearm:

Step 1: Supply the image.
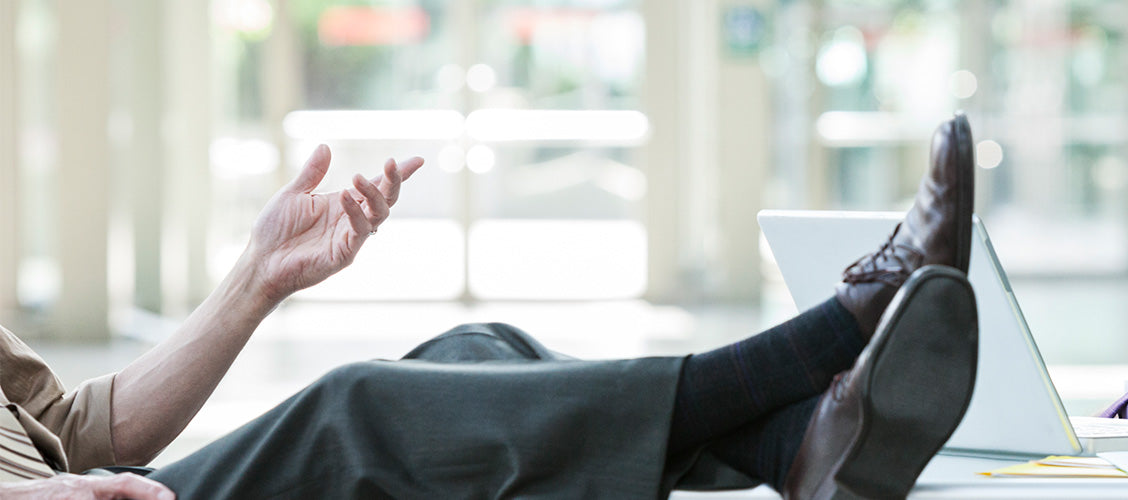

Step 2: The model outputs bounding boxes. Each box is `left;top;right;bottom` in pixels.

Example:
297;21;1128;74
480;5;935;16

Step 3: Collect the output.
110;252;278;465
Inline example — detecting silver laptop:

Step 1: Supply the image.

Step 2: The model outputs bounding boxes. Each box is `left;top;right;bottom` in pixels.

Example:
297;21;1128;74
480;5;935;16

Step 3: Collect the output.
758;209;1128;458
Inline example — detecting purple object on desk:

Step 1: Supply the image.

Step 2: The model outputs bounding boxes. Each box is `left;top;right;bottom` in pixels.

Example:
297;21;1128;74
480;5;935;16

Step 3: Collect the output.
1098;391;1128;419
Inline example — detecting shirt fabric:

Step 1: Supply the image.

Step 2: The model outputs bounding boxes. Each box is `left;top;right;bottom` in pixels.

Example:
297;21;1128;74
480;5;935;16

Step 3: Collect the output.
0;325;117;473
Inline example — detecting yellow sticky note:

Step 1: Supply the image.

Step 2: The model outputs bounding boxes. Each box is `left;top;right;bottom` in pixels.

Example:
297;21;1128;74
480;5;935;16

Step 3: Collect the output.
981;456;1128;478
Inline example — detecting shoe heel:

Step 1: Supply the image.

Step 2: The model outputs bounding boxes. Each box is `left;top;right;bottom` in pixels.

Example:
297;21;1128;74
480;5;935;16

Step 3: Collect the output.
953;112;974;274
833;269;978;499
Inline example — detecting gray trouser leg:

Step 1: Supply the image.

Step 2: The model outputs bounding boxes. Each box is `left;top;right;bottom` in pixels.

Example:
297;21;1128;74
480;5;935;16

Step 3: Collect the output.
148;362;405;499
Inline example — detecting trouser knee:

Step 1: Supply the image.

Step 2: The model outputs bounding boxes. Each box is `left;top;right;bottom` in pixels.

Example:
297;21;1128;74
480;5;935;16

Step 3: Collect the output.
313;361;382;394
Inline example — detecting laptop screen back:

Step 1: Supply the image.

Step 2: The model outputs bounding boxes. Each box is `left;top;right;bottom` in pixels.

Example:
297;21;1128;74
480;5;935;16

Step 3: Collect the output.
758;210;1081;457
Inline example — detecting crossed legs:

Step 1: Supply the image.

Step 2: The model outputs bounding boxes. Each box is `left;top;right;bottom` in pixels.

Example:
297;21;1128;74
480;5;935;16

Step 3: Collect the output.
146;306;864;499
666;298;863;463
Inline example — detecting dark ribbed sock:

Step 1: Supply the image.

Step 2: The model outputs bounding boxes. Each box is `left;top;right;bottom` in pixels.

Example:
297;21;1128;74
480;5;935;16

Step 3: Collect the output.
706;396;820;491
667;297;864;456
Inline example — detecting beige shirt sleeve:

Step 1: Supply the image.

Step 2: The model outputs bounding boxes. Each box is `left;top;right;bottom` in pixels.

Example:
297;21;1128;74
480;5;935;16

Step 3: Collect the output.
0;326;117;472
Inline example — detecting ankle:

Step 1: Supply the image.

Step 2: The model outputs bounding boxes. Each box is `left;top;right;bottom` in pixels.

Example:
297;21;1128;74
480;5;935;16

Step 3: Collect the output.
834;281;898;341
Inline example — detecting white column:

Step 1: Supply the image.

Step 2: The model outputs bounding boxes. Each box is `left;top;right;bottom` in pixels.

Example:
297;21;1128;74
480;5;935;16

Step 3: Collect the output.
643;0;771;303
127;0;165;313
682;0;721;300
714;1;771;301
162;0;212;312
0;0;19;323
53;0;112;339
263;0;301;187
806;1;830;210
452;0;477;303
641;0;689;303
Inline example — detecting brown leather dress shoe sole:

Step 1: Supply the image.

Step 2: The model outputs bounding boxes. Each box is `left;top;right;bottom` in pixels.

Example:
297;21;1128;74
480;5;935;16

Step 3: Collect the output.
786;266;978;500
945;112;975;273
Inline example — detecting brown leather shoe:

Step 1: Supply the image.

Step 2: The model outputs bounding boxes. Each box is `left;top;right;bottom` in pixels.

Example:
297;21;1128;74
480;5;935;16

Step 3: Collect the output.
783;265;978;500
836;113;975;338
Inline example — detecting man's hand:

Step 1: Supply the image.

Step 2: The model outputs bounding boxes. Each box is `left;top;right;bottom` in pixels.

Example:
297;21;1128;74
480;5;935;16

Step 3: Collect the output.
109;144;423;465
243;144;424;303
0;473;174;500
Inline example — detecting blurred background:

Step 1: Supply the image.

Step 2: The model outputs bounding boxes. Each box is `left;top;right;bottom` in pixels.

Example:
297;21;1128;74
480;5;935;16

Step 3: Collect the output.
4;0;1128;468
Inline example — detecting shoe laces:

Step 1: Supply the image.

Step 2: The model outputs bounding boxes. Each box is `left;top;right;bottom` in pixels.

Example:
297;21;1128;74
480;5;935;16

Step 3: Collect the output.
841;223;924;287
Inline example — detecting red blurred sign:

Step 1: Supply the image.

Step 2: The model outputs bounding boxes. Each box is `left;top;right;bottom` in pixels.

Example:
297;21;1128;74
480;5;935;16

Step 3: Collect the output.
318;6;430;46
505;8;598;44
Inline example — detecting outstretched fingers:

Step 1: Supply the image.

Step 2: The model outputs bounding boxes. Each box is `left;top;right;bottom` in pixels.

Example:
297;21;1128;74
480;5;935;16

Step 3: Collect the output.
339;191;372;236
373;156;425;208
379;158;402;205
286;144;332;194
336;154;425;238
398;156;425;180
352;173;390;227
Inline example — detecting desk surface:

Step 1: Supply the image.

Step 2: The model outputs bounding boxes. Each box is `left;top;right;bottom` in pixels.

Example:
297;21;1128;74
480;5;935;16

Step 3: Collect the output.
670;454;1128;499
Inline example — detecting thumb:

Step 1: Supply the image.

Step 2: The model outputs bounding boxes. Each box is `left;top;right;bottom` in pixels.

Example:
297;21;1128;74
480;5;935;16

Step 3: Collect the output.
286;144;331;193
